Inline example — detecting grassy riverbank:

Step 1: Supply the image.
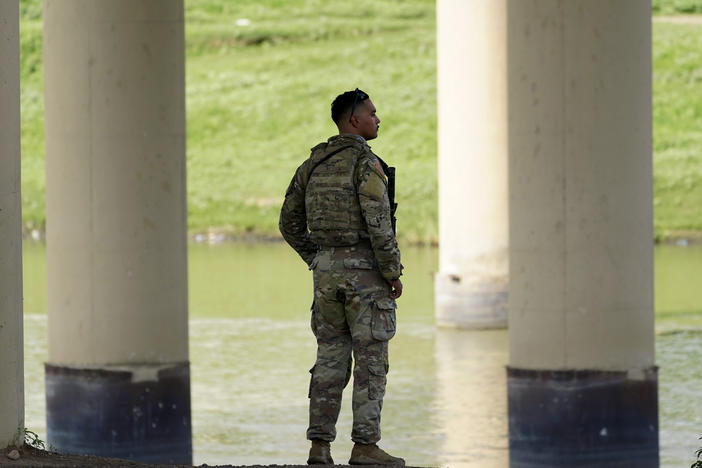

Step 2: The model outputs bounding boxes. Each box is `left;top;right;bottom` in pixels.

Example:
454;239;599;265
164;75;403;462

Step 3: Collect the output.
17;0;702;243
653;18;702;239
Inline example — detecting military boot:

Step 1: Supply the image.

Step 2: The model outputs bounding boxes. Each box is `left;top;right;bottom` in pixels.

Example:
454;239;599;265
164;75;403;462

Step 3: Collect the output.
349;443;405;466
307;440;334;465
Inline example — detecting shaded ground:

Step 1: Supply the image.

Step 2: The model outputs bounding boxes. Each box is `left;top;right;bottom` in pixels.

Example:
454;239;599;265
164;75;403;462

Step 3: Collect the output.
3;446;411;468
3;446;183;468
3;446;161;467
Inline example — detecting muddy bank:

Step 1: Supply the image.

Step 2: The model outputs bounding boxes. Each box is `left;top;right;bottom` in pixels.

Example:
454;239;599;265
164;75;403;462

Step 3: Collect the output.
3;446;417;468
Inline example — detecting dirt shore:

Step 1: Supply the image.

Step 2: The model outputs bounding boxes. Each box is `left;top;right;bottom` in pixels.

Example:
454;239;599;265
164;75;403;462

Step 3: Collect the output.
3;445;168;467
2;446;411;468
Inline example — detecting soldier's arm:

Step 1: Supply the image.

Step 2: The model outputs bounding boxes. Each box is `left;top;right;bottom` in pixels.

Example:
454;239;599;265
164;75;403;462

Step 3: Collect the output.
279;164;317;266
357;158;402;282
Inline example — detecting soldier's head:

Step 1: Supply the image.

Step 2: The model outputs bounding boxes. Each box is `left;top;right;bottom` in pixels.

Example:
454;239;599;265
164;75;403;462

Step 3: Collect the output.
331;88;380;141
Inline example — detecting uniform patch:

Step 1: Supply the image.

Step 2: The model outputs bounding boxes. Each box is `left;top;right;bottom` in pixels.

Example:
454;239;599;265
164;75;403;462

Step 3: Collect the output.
362;171;387;201
370;160;388;184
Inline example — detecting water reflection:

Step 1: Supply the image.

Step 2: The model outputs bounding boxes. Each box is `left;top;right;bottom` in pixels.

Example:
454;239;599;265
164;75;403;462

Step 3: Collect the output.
189;318;313;465
657;330;702;467
21;243;702;467
434;329;508;467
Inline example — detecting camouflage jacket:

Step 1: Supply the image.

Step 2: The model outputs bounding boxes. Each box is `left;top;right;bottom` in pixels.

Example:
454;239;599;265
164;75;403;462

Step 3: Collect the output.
279;134;402;281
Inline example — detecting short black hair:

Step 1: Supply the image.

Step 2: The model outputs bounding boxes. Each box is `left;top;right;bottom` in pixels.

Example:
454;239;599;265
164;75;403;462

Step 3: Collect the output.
331;88;369;124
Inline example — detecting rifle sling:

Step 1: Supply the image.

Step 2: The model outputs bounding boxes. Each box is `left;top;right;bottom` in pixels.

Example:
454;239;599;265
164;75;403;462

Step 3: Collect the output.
308;145;353;179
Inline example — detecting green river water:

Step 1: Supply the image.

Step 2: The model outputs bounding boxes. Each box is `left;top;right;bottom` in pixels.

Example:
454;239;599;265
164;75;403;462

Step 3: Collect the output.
20;243;702;467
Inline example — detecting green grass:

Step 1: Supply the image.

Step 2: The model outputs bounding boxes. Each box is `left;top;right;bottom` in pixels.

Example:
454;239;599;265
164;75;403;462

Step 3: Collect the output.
16;0;702;243
653;0;702;14
19;8;44;234
653;21;702;237
184;0;436;243
19;0;437;244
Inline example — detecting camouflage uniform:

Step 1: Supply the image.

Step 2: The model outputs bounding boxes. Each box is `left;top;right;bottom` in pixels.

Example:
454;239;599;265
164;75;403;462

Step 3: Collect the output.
279;134;401;445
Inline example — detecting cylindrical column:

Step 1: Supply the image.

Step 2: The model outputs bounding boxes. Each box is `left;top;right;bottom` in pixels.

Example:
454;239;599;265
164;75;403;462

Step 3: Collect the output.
43;0;190;463
0;0;24;450
435;0;509;329
507;1;657;466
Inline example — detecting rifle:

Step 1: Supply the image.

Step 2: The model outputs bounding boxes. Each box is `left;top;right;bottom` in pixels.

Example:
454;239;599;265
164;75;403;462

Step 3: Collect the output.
377;157;398;235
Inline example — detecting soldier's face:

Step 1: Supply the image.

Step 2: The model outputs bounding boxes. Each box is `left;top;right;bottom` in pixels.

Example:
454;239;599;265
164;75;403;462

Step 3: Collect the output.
354;99;381;141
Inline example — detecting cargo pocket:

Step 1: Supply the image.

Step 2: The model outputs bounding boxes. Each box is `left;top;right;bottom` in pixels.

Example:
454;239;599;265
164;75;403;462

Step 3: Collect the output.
368;363;387;400
371;297;396;341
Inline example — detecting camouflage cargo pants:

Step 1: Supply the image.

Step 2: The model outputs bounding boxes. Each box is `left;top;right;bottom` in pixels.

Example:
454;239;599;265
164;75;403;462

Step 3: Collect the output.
306;244;397;444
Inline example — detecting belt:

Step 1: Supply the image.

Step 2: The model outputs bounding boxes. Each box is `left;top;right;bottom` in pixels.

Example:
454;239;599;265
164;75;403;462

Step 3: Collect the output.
318;238;372;251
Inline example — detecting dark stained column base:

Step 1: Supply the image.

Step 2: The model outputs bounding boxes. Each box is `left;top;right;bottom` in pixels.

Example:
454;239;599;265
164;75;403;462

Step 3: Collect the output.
46;362;192;465
507;367;658;468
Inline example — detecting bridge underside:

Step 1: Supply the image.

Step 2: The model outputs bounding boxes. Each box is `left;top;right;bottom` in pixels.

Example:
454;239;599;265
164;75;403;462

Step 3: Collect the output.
2;0;658;465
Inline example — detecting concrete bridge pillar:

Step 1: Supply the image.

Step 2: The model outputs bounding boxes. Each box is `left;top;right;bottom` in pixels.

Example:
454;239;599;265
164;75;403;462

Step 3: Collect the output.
43;0;190;463
435;0;509;329
506;1;657;466
0;0;24;450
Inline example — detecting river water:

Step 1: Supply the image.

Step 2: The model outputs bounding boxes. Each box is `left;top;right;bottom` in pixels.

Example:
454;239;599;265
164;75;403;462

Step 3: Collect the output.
21;243;702;467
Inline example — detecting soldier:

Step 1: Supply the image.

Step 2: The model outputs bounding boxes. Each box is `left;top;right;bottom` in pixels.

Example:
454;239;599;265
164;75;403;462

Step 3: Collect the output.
279;89;404;466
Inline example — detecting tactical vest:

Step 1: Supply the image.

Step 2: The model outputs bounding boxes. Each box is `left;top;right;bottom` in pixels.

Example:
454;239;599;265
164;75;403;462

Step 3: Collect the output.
305;144;368;246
